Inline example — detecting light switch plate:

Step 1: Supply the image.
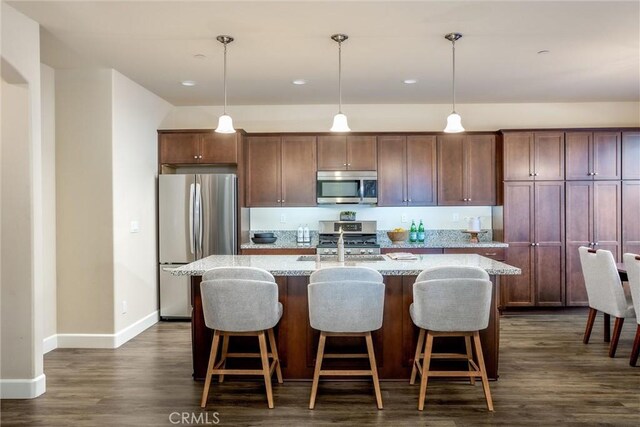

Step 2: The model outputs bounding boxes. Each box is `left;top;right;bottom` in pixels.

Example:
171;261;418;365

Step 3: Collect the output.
130;221;139;233
401;214;408;223
452;213;460;222
280;214;286;223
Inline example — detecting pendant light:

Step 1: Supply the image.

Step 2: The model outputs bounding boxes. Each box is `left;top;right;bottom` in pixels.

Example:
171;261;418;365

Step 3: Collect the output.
330;34;351;132
215;35;236;134
443;32;465;133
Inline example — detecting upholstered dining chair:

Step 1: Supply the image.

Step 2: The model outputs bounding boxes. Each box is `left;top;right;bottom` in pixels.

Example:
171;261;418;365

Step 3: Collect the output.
200;267;283;409
579;247;635;357
623;253;640;366
308;266;385;409
410;266;494;411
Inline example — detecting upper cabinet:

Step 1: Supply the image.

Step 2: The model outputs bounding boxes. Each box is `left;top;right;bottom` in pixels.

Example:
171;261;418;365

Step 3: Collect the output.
622;131;640;180
245;135;317;207
317;135;377;171
503;131;564;181
566;131;621;180
377;135;437;206
437;134;496;206
158;130;239;165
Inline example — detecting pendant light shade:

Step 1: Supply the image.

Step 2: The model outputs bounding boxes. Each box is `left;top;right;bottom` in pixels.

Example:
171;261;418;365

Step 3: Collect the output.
330;34;351;132
443;32;465;133
215;35;236;134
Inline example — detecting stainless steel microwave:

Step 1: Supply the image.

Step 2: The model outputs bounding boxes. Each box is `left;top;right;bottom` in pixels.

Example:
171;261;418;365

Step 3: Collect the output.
317;171;377;204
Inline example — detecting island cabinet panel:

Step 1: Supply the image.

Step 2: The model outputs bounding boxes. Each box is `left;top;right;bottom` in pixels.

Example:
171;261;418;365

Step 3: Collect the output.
503;131;564;181
566;131;621;180
381;248;443;255
377;136;407;206
622;132;640;180
245;135;317;207
190;273;502;381
317;135;377;171
443;248;506;261
438;134;495;205
565;181;621;306
159;131;239;164
622;181;640;254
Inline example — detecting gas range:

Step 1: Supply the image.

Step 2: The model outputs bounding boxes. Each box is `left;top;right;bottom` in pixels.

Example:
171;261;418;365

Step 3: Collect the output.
316;220;381;255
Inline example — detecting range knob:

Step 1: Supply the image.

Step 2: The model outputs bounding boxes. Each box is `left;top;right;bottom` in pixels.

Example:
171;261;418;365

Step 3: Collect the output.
346;249;352;254
360;249;366;254
324;249;331;254
367;249;374;254
331;249;337;254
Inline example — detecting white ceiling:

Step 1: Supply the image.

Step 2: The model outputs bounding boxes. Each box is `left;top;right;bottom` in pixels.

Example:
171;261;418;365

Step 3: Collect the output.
9;1;640;106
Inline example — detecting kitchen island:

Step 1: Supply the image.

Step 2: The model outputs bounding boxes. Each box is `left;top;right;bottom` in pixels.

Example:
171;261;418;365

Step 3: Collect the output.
172;254;520;381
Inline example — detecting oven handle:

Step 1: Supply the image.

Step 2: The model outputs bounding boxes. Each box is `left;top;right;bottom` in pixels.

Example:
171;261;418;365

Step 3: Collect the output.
359;179;365;202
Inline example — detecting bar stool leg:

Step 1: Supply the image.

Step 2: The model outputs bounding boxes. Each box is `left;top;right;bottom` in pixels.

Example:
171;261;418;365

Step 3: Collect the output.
365;332;383;409
418;332;434;411
630;324;640;366
608;317;625;358
604;313;611;342
201;330;220;408
267;328;283;384
473;331;494;411
583;308;597;344
218;334;229;383
465;335;476;385
309;332;326;409
258;331;274;409
410;329;425;385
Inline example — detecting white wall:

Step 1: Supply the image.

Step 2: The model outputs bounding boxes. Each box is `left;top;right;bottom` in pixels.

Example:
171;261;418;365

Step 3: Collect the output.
0;2;45;398
111;70;171;332
40;63;57;343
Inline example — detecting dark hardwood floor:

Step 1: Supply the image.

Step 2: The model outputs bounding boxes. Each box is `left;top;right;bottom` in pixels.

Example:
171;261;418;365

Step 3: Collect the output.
2;312;639;426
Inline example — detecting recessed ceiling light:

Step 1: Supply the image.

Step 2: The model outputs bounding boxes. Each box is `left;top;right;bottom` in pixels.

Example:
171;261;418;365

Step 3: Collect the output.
537;50;550;55
292;79;307;85
194;54;206;59
403;79;418;84
181;80;196;86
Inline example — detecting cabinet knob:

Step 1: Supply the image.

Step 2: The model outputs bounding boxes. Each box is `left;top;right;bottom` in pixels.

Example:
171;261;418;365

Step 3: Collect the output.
529;173;534;176
199;155;202;159
593;172;598;176
530;243;535;246
534;173;539;176
468;198;472;202
593;242;599;246
277;200;281;203
463;198;468;201
194;155;198;159
408;199;412;202
343;163;347;166
347;163;351;166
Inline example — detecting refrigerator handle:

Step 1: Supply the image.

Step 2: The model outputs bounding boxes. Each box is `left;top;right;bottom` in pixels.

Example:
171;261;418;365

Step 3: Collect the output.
195;182;203;255
189;183;195;255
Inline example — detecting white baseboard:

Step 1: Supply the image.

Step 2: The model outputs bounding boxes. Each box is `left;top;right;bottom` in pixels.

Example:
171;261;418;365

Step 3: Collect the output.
0;374;46;399
47;311;159;350
43;335;58;354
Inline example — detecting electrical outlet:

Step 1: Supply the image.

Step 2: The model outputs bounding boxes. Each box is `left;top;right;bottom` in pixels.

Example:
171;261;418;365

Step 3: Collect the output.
130;220;139;233
122;300;127;314
452;213;460;222
280;214;286;223
401;214;408;223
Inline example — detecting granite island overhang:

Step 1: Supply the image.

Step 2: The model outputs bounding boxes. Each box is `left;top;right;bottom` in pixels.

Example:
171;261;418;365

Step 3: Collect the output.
171;254;521;381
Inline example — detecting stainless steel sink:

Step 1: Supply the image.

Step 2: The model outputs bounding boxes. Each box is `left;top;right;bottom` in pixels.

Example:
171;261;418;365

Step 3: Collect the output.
297;255;387;262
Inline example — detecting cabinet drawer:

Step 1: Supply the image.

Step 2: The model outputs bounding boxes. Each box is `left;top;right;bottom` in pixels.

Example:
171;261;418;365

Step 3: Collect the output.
443;247;506;261
382;248;443;255
241;248;316;255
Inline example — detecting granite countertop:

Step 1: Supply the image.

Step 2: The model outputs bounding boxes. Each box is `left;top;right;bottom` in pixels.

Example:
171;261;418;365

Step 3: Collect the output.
170;254;521;277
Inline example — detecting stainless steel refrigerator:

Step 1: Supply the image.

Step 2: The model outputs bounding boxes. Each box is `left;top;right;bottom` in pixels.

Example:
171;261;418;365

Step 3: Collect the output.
159;174;237;319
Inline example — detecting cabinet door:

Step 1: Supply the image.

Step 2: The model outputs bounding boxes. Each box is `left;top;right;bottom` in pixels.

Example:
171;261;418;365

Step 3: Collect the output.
377;136;406;206
245;136;282;207
565;181;593;306
622;181;640;254
281;136;317;207
534;182;565;306
437;134;466;205
317;136;347;170
533;132;564;180
406;135;437;206
503;132;533;181
592;132;621;180
593;181;621;259
502;182;535;307
159;133;200;164
622;132;640;180
347;136;377;170
466;134;496;205
565;132;592;180
200;132;238;164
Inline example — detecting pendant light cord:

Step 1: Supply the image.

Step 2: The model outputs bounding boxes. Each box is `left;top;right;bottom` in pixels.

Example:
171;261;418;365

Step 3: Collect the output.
338;40;343;114
223;42;228;115
451;39;456;113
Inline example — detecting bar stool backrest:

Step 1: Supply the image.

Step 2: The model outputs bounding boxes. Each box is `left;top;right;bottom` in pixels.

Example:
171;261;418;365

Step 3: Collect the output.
416;265;489;282
623;253;640;326
579;247;628;317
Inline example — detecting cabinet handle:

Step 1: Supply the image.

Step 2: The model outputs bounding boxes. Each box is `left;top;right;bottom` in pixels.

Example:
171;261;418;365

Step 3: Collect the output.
484;252;497;256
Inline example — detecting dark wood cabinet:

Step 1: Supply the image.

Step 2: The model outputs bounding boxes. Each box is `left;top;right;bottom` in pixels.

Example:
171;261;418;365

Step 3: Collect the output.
502;181;564;307
566;131;621;180
159;130;238;164
377;135;436;206
438;134;495;205
245;135;316;207
317;135;376;171
622;132;640;180
622;181;640;254
565;180;622;306
503;132;564;181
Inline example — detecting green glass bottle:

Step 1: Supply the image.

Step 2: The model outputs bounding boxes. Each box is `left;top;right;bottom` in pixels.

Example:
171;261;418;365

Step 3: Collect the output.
409;220;417;242
417;220;425;243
